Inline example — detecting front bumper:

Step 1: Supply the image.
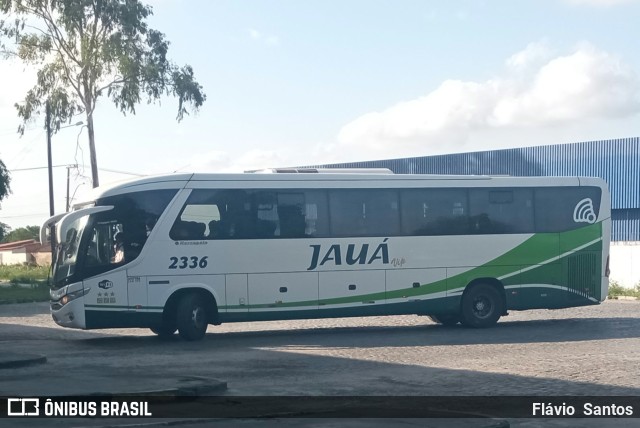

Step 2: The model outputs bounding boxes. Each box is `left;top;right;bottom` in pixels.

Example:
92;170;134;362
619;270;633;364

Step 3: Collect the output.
51;294;86;329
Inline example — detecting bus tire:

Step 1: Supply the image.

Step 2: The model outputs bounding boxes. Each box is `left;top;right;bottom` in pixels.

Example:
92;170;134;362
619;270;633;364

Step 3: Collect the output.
176;293;208;341
461;284;502;328
428;314;460;326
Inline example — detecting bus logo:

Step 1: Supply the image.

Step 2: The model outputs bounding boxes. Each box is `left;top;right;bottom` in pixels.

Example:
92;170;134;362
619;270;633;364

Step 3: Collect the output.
98;280;114;290
307;239;389;271
573;198;597;224
7;398;40;416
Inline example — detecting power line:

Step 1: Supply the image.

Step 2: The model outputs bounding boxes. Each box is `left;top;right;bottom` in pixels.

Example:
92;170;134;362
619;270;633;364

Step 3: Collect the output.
98;168;145;177
7;130;45;166
9;164;72;172
0;213;49;219
8;165;143;176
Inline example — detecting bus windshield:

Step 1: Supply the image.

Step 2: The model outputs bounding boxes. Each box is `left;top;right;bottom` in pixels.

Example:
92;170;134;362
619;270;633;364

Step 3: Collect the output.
52;213;90;286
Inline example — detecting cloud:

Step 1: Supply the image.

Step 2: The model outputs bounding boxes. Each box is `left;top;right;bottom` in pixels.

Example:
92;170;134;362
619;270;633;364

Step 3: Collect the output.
247;28;280;47
0;59;35;111
0;60;39;163
168;149;287;174
505;41;552;71
337;43;640;157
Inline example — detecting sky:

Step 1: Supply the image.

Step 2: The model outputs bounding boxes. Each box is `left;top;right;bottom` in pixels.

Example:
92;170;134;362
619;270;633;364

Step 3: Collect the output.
1;0;639;230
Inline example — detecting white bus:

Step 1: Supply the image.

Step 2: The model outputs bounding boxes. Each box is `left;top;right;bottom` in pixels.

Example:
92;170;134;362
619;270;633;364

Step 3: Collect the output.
41;169;611;341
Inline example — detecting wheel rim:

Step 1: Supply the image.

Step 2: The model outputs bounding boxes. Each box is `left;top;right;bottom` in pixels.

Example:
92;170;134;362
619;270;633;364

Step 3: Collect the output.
191;306;205;330
472;295;492;319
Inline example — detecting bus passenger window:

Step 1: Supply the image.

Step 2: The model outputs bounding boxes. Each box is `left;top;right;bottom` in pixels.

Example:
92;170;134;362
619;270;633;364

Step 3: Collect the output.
469;188;534;234
171;203;220;240
535;186;602;232
277;193;306;238
400;189;469;236
171;220;206;240
329;190;399;237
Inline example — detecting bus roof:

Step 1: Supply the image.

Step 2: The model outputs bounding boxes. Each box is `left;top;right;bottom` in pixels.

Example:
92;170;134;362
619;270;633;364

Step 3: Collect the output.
73;170;605;209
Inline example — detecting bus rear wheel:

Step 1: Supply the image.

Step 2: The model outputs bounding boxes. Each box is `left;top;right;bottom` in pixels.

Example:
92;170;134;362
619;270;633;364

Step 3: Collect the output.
176;293;208;341
461;284;503;328
428;314;460;326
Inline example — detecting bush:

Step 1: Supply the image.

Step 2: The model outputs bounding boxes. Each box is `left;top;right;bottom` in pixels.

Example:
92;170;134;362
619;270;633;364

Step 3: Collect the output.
0;264;50;304
608;280;640;299
0;264;49;285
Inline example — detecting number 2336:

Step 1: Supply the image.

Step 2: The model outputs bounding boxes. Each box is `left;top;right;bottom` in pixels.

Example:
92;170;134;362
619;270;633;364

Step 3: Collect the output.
169;256;208;269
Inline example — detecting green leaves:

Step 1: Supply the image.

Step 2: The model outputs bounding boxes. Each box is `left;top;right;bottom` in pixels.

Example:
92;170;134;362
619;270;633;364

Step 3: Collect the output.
16;33;52;62
14;60;82;134
172;65;206;122
1;0;206;188
0;0;206;134
0;159;10;202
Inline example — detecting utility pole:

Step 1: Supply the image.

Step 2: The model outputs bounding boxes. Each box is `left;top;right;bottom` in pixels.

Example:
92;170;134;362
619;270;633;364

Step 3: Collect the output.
66;165;71;212
46;101;54;216
65;164;77;212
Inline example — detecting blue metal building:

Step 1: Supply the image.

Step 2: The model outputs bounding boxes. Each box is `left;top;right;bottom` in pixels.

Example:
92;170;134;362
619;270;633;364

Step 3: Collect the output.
311;137;640;242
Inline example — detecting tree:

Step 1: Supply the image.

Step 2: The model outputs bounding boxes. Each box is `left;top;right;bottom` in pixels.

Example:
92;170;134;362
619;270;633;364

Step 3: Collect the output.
0;158;9;201
0;0;206;187
1;225;39;243
0;221;10;241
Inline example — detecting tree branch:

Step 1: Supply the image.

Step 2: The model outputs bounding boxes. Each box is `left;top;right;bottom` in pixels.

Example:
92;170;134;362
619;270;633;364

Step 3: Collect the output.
0;48;17;58
95;75;129;96
88;1;99;93
40;2;83;68
23;24;48;37
59;57;83;101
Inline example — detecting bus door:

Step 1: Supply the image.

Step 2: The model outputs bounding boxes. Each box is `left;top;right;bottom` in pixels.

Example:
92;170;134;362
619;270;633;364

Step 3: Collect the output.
126;273;147;310
82;219;133;314
84;269;129;314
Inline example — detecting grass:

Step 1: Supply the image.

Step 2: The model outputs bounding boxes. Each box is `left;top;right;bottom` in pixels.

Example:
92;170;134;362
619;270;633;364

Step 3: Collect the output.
0;264;50;304
608;280;640;300
0;264;50;285
0;282;50;304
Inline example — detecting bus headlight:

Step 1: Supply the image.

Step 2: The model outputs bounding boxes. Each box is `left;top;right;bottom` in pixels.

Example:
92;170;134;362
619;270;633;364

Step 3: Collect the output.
59;287;90;307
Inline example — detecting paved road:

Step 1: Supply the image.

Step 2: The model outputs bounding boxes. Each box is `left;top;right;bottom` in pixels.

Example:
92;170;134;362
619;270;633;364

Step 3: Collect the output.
1;300;639;427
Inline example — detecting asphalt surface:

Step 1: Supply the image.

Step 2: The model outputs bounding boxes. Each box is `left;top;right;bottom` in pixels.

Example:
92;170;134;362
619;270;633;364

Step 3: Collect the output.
1;299;639;428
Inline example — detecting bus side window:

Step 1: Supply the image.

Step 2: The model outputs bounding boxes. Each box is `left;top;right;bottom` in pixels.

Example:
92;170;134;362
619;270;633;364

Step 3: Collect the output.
171;201;221;240
535;186;602;232
302;191;329;238
329;190;399;237
255;192;278;238
400;189;469;236
171;220;206;240
278;204;306;238
469;188;534;234
277;193;306;238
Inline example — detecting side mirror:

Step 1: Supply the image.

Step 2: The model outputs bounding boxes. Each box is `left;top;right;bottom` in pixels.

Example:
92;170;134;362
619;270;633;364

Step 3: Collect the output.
40;213;66;244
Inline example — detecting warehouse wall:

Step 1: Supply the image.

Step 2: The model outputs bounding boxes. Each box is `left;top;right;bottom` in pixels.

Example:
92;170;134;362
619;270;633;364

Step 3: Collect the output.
310;137;640;286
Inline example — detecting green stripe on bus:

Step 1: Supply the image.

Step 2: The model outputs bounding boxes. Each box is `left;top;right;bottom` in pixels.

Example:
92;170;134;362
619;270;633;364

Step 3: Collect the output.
85;305;130;309
220;222;602;310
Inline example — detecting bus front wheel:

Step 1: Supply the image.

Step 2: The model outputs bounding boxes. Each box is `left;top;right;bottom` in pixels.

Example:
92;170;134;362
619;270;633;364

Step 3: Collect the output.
176;293;208;341
461;284;502;328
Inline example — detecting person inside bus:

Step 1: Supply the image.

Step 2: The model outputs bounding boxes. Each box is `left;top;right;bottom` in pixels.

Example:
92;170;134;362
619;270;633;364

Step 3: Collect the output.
112;232;125;264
